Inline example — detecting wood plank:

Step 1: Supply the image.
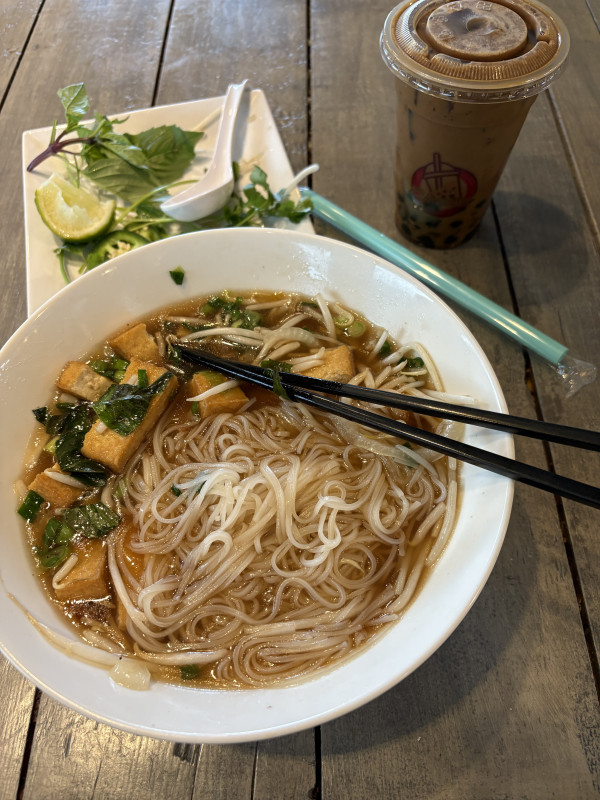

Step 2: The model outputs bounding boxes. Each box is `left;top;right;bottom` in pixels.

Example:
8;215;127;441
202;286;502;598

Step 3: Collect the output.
310;0;600;796
541;0;600;243
21;703;199;800
157;0;308;173
0;661;36;800
493;92;600;655
254;731;316;800
0;1;42;96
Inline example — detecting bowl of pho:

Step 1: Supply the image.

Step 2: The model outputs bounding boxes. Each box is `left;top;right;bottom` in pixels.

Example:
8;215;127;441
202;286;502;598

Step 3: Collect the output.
0;227;513;742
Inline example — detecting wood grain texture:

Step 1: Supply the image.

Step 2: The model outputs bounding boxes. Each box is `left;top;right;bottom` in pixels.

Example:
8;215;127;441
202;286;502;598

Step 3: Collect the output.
541;0;600;245
157;0;308;172
21;702;200;800
0;661;36;800
0;0;42;97
493;92;600;660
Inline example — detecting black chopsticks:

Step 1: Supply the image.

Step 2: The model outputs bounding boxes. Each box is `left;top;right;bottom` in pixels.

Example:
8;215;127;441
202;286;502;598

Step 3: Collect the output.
174;345;600;510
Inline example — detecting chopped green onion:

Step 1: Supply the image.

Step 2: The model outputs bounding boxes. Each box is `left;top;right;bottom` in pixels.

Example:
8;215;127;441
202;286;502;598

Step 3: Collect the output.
379;340;392;358
17;490;45;522
137;369;149;388
180;664;200;680
405;356;425;370
171;485;182;497
37;542;71;569
91;356;130;382
333;313;354;329
191;401;199;416
261;359;292;400
345;320;365;338
169;266;185;285
44;437;58;454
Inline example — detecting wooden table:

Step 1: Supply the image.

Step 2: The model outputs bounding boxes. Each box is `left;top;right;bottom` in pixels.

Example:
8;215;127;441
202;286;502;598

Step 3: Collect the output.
1;1;599;797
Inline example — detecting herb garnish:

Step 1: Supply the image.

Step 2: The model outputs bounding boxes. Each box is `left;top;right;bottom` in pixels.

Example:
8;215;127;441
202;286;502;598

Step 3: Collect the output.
37;517;73;569
54;403;109;486
37;503;121;569
92;371;172;436
260;359;293;399
90;355;129;382
62;503;121;539
28;84;313;283
27;83;203;202
201;293;261;329
224;165;312;227
180;664;200;680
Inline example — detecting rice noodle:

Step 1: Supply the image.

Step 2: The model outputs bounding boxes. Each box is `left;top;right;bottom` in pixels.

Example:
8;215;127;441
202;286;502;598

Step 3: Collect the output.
106;387;454;686
25;290;458;690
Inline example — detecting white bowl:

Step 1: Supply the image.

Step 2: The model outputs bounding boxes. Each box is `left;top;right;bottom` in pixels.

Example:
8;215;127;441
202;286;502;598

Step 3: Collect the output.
0;228;513;742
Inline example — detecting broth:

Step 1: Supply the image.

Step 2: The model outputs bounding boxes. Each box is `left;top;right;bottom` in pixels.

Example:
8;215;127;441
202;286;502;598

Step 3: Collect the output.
19;290;458;688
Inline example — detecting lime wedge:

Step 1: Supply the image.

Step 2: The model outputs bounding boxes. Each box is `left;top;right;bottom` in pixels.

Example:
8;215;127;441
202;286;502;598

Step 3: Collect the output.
35;174;115;243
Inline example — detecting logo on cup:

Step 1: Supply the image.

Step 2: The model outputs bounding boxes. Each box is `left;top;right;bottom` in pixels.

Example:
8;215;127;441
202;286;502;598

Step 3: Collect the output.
410;153;477;218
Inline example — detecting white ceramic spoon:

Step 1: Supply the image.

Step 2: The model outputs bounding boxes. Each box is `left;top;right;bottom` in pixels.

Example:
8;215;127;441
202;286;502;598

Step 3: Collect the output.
160;80;248;222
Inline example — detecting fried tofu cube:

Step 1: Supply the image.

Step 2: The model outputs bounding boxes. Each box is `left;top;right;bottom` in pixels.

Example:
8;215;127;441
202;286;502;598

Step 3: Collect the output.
53;539;108;602
187;370;248;419
301;345;355;383
28;463;84;508
56;361;113;402
81;359;178;473
109;323;161;364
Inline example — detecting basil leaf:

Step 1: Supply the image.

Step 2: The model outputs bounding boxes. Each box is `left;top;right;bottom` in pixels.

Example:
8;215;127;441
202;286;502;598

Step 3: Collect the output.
83;156;156;202
97;131;147;168
33;406;49;425
57;83;89;133
54;403;109;486
92;372;173;436
62;503;120;538
127;126;203;186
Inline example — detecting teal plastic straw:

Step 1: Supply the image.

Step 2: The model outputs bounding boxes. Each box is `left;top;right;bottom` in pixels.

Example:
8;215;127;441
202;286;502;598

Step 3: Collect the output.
301;188;568;366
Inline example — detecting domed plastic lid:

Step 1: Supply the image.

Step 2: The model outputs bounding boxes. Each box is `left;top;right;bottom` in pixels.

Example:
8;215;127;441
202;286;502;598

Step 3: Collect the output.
380;0;569;102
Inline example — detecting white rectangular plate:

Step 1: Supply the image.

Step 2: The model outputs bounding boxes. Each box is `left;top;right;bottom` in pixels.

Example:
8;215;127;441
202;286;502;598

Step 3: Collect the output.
22;89;314;315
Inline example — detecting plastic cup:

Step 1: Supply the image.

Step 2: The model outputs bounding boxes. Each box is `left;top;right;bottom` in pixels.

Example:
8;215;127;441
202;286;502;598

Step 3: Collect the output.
380;0;569;248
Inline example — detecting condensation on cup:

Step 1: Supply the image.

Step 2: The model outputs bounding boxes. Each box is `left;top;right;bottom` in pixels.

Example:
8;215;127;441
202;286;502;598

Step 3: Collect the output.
380;0;569;248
